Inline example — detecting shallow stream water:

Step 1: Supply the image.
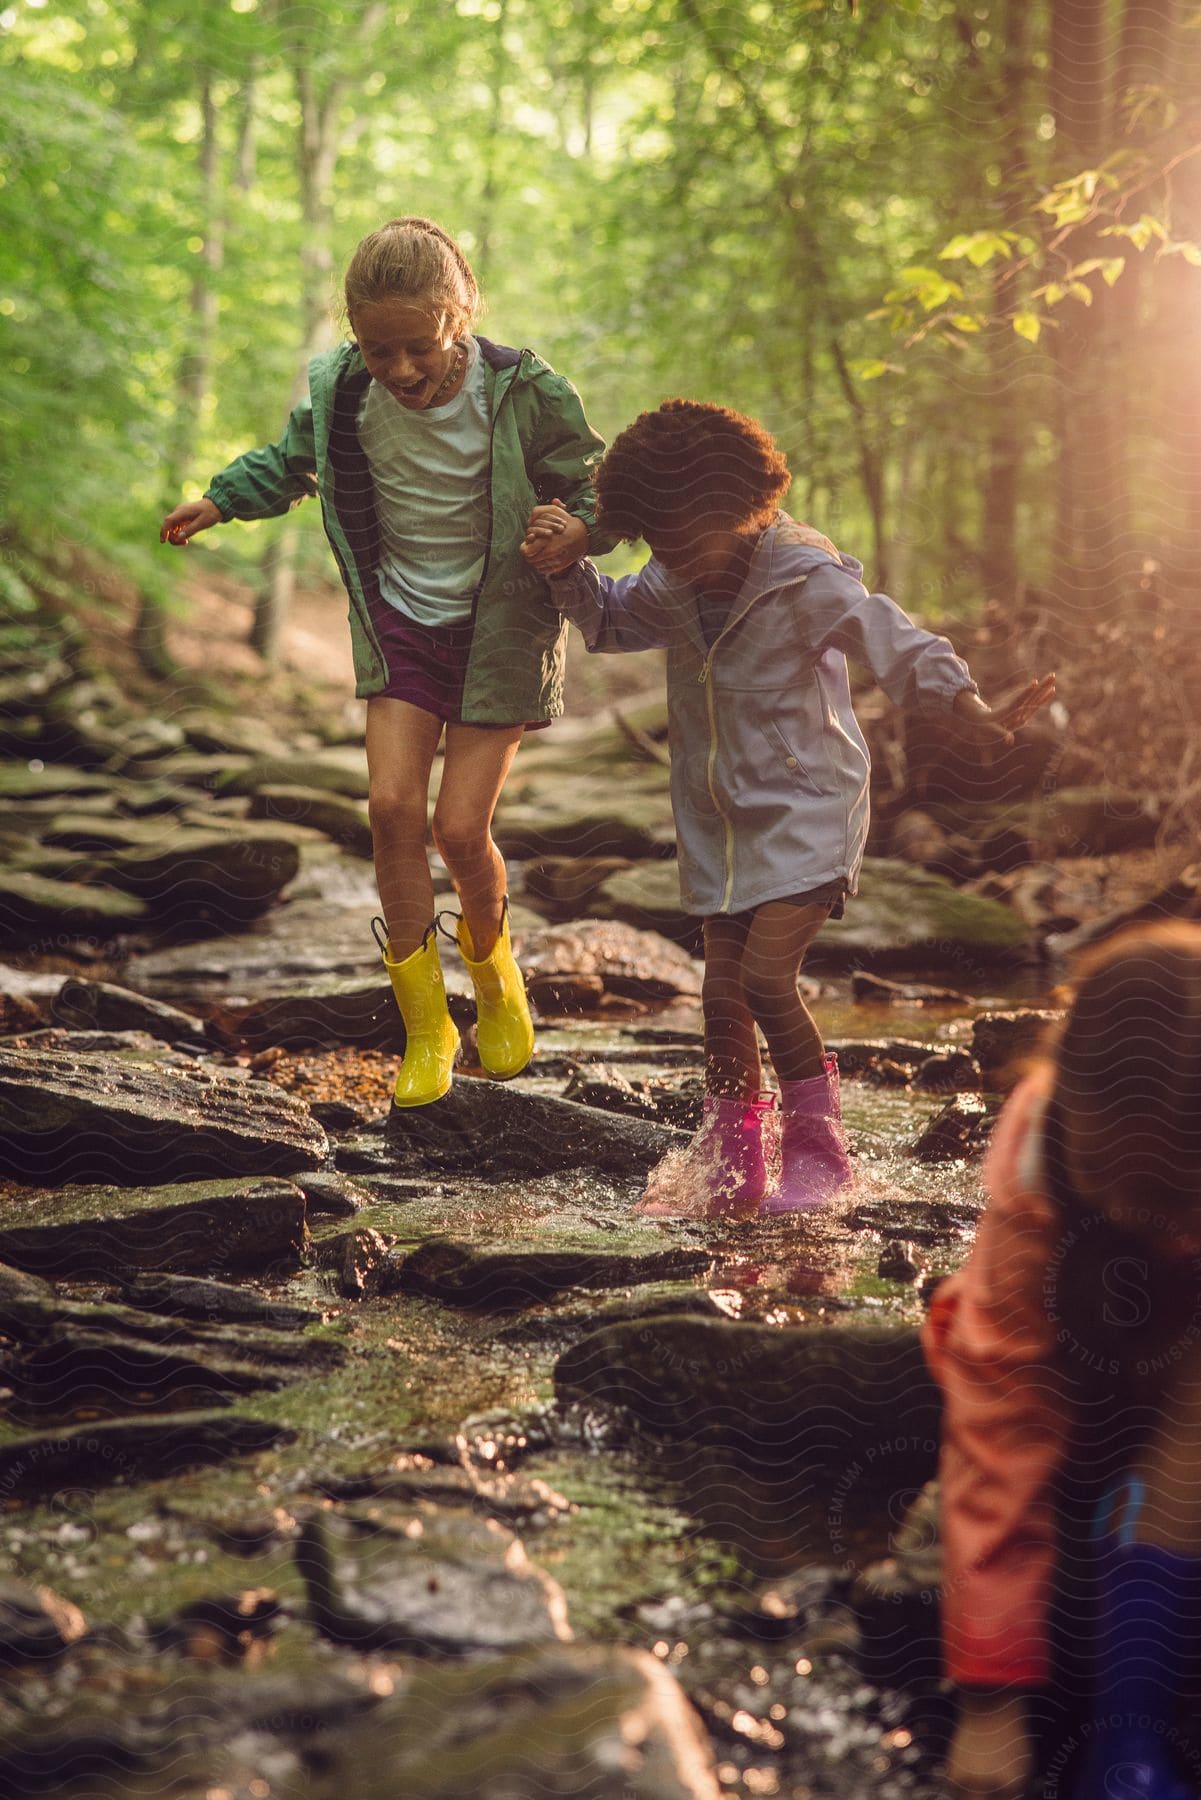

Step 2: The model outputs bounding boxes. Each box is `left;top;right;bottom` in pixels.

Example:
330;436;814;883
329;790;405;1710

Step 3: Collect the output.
0;980;1033;1797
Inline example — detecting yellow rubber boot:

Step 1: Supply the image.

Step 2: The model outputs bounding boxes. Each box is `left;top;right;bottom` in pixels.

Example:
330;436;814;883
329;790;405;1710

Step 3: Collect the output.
374;919;460;1107
456;899;535;1080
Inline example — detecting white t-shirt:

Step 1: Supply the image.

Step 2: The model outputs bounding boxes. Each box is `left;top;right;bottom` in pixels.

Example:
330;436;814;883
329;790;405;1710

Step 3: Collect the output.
356;338;491;625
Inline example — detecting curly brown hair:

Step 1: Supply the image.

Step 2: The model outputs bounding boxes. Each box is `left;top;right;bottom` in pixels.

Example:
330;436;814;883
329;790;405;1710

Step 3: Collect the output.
596;399;792;542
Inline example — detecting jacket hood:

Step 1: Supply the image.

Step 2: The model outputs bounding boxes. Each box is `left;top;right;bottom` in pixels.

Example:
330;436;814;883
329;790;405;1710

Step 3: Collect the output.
756;527;865;593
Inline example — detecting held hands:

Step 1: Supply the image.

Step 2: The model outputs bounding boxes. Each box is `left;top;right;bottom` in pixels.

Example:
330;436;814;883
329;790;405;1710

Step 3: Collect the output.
951;673;1057;749
521;497;588;576
160;498;222;546
946;1692;1035;1799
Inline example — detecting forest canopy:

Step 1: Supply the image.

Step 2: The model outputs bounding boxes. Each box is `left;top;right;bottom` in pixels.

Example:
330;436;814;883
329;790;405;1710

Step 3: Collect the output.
3;0;1200;657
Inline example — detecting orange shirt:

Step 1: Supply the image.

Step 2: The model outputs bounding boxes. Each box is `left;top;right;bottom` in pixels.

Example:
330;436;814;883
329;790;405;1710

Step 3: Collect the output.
921;1067;1076;1686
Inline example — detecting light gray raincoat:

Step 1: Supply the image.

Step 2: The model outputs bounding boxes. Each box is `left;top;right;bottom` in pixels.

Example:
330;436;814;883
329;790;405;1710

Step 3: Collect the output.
552;519;978;917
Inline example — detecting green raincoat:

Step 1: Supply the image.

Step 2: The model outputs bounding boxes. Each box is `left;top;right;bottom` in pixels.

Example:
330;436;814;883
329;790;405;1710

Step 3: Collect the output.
205;336;611;721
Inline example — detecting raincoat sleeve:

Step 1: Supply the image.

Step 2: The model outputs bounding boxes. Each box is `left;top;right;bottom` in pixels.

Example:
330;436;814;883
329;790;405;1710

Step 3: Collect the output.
921;1069;1073;1687
793;561;978;712
522;372;619;556
205;399;318;522
549;557;675;653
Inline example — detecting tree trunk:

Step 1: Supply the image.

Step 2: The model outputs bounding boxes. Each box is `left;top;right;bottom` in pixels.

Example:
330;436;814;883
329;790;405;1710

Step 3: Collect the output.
1049;0;1126;631
1161;39;1201;587
979;0;1031;603
251;48;339;662
138;69;225;679
475;0;509;276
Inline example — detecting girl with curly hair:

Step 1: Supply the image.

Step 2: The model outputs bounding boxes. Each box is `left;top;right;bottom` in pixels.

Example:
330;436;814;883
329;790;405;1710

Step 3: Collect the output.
524;399;1053;1216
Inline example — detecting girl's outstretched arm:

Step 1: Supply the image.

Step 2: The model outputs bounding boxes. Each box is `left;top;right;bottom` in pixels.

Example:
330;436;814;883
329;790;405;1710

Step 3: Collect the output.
203;398;318;522
791;559;979;711
546;555;680;654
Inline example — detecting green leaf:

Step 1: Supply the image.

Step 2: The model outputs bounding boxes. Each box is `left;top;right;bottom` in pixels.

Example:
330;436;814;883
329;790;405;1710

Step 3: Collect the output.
939;229;1015;268
849;358;890;381
1013;311;1041;342
1100;257;1126;286
1069;281;1093;305
949;313;982;331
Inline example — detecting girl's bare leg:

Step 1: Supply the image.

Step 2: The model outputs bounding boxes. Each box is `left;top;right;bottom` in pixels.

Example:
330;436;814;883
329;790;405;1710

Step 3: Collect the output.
740;900;831;1082
432;722;525;957
702;914;761;1097
365;698;444;958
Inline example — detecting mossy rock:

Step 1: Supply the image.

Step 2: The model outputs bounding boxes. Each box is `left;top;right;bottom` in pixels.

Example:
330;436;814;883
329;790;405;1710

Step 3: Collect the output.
814;858;1032;971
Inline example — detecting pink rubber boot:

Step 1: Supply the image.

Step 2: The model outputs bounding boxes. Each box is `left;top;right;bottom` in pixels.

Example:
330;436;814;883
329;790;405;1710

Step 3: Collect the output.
640;1091;777;1219
759;1055;853;1214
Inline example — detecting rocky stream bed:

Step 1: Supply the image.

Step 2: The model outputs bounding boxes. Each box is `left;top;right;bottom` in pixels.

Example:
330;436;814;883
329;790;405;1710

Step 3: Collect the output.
0;655;1196;1799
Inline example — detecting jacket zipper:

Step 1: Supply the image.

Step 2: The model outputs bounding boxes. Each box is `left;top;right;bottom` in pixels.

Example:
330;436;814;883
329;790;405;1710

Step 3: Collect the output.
696;587;776;913
466;347;526;632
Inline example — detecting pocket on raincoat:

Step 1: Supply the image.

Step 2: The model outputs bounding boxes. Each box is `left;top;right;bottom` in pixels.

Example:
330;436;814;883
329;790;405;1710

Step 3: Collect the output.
762;720;826;797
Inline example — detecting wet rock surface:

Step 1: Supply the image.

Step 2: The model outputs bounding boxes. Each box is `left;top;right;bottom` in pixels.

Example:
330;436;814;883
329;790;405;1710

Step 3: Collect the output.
556;1318;941;1469
2;680;1136;1798
910;1094;998;1162
49;976;210;1047
521;918;703;1006
0;1048;328;1184
0;1175;311;1276
297;1506;572;1653
0;1410;294;1496
397;1233;712;1308
79;828;301;928
379;1078;690;1178
0;867;151;938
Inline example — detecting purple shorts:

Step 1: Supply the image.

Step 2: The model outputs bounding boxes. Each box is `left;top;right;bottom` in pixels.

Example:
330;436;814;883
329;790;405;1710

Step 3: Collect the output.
370;603;548;729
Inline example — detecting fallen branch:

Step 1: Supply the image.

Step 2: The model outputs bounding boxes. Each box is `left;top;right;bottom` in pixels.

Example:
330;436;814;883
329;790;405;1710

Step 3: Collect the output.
612;708;671;767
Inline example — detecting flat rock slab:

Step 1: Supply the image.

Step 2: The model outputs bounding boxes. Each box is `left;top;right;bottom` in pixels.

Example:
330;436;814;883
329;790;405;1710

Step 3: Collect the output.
249;785;373;857
213;751;370;800
0;1283;342;1418
0;1411;293;1498
0;1176;310;1278
520;918;702;1003
0;869;150;939
117;1271;321;1329
380;1079;689;1179
50;978;209;1048
0;1048;328;1186
209;976;474;1051
814;858;1033;971
120;880;428;1005
297;1506;571;1654
395;1235;712;1309
0;965;67;1002
174;707;292;759
593;862;703;946
321;1463;573;1525
2;1316;329;1420
555;1317;941;1474
289;1643;722;1800
494;807;675;860
81;831;301;927
0;763;114;800
0;1640;720;1800
592;856;1034;969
